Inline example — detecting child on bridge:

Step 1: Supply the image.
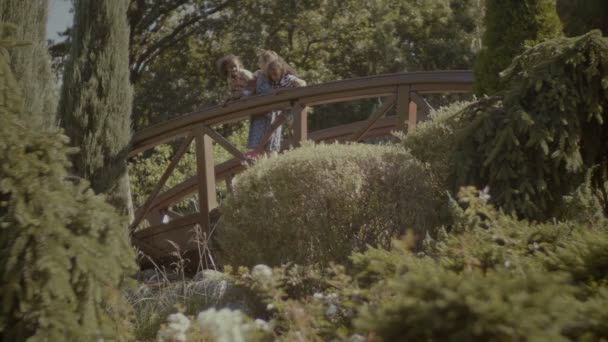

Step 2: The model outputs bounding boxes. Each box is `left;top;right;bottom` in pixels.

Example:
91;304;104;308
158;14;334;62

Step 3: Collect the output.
245;53;306;159
216;54;254;103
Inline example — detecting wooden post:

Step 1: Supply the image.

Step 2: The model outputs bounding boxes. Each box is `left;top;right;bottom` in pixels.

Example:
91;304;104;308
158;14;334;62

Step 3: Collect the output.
395;85;411;132
292;102;307;145
408;100;418;133
194;126;217;234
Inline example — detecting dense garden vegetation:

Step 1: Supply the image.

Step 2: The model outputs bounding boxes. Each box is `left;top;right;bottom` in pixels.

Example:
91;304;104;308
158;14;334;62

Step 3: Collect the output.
1;0;607;341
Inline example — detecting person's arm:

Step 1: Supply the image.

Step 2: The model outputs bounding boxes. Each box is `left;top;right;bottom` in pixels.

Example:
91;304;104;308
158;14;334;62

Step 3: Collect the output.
289;77;306;88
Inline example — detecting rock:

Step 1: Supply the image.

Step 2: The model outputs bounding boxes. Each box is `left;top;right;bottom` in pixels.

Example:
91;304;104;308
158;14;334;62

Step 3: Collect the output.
189;270;267;318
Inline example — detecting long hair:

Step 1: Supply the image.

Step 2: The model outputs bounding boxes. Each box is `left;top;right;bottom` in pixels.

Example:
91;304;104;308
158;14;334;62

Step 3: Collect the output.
216;54;242;78
266;58;298;77
256;49;279;68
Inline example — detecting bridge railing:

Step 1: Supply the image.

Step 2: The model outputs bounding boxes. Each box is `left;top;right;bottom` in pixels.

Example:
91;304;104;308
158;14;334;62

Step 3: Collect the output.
129;71;473;258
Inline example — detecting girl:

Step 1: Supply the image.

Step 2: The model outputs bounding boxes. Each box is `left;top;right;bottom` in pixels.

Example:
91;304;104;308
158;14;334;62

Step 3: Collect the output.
244;49;281;158
216;54;254;103
246;57;306;158
267;58;307;89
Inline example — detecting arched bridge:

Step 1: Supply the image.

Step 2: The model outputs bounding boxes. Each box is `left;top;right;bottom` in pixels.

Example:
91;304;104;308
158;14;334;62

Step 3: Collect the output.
129;71;474;260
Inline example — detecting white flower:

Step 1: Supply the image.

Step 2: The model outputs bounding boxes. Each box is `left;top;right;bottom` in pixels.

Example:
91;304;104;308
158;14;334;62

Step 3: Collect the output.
197;308;269;342
157;312;190;342
313;292;324;300
479;186;491;203
254;319;271;332
325;304;338;317
251;264;273;284
326;293;338;301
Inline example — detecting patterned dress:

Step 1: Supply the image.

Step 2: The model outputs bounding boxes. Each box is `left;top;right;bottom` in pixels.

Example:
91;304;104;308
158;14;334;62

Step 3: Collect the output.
247;72;305;151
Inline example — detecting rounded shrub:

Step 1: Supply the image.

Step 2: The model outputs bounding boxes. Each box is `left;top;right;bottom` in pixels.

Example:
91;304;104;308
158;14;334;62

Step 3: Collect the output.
217;143;444;267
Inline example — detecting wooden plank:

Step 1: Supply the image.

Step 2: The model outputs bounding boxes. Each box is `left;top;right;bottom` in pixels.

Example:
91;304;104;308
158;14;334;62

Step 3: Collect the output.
134;214;200;239
408;100;418;133
130;134;194;231
395;85;411;131
303;87;395;106
130;131;190;157
194;127;217;235
308;116;398;142
350;96;396;142
131;235;168;259
410;91;433;114
292;102;308;145
411;83;473;93
142;158;244;215
200;124;245;161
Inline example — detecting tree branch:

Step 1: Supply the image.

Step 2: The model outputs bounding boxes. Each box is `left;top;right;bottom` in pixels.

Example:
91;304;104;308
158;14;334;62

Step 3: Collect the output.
129;0;235;82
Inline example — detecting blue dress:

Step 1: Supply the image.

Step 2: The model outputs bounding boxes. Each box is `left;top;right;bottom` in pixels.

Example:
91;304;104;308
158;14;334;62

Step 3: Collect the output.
247;72;282;151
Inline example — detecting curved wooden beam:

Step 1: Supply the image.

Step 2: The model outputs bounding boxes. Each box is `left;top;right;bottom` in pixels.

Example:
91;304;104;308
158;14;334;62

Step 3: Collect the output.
130;71;473;156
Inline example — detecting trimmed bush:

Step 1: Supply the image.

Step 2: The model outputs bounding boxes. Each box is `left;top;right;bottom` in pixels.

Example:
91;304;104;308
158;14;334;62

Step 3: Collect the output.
474;0;562;95
454;31;608;220
399;100;473;188
0;39;136;340
217;143;444;267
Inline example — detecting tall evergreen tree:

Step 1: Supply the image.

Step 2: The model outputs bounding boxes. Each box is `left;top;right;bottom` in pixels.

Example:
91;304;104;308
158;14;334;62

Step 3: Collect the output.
0;26;136;341
58;0;134;216
0;0;57;131
556;0;608;36
474;0;562;95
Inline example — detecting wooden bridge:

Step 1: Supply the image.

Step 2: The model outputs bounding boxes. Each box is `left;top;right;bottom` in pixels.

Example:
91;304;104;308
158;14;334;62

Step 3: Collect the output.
129;71;474;261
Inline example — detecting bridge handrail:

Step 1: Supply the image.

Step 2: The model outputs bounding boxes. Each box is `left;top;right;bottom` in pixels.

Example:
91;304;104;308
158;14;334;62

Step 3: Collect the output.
130;70;473;156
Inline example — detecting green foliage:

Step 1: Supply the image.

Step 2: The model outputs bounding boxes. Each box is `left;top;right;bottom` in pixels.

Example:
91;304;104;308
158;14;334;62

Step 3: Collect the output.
218;143;445;267
399;100;473;188
557;0;608;36
474;0;562;95
455;31;608;219
134;187;608;340
544;227;608;286
0;1;57;131
357;266;574;341
125;0;483;133
0;38;136;341
58;0;134;214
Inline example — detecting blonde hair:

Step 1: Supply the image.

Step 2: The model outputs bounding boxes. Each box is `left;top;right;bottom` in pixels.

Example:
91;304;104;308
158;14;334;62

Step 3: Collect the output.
216;54;242;78
256;49;279;69
266;58;297;77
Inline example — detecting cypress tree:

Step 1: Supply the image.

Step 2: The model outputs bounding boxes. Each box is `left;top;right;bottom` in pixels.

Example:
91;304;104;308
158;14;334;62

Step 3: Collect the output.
0;28;136;341
0;0;57;131
556;0;608;36
474;0;562;95
58;0;134;216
